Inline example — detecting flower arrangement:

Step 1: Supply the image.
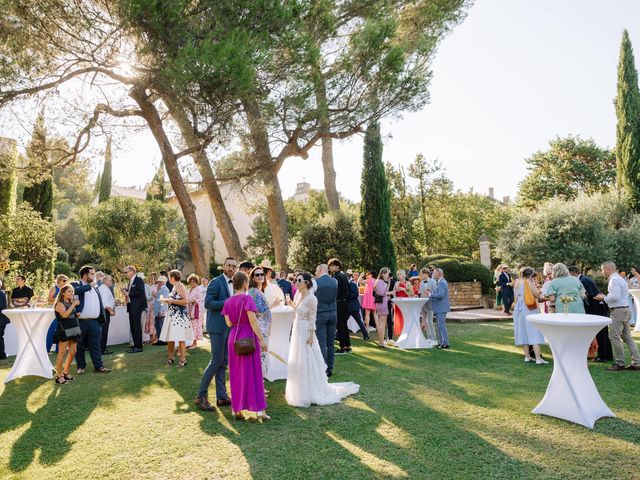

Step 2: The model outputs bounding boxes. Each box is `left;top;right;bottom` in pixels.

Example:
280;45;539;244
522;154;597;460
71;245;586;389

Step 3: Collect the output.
558;295;576;314
0;260;10;273
133;263;144;273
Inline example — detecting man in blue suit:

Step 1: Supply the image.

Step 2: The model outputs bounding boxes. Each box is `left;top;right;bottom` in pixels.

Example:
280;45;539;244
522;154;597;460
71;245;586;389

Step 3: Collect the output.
314;263;338;377
195;257;237;411
498;266;514;315
430;268;451;349
122;265;147;353
277;271;293;299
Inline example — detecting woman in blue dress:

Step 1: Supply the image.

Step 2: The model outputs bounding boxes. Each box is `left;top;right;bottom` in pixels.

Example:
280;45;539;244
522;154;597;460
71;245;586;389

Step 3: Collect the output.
513;267;548;365
248;266;272;376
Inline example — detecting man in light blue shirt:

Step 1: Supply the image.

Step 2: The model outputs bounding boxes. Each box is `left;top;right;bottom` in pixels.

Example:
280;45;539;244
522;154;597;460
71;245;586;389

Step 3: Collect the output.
595;261;640;371
153;275;170;346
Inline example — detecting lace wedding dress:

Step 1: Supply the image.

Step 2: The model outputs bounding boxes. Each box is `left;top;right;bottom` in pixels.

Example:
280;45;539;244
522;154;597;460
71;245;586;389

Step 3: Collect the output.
285;293;359;407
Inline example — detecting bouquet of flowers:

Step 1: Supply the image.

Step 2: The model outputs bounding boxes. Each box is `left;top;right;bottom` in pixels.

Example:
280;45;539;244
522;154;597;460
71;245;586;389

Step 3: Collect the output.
558;295;576;314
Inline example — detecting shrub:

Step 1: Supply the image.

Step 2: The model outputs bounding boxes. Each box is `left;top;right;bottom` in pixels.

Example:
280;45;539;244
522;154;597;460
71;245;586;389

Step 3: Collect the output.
425;257;493;293
54;261;72;277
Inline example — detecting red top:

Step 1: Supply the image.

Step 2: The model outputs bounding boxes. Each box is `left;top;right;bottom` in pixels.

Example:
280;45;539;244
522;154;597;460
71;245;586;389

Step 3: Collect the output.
395;281;411;298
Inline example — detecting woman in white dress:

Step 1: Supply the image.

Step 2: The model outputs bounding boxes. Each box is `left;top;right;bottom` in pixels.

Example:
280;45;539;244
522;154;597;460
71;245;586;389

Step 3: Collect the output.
285;271;359;407
159;270;194;368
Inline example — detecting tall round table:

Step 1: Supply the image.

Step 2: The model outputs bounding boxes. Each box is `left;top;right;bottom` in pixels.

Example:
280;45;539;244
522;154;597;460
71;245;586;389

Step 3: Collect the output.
264;306;294;382
393;298;432;349
3;308;56;383
527;313;614;428
629;289;640;333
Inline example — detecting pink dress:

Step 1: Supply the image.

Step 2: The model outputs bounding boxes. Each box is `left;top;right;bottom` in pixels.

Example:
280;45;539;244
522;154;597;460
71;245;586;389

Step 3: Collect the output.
145;285;156;335
188;285;205;341
223;294;267;413
362;278;376;310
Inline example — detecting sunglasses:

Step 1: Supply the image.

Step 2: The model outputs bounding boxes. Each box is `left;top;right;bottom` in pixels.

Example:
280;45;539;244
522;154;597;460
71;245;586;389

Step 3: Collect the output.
295;278;305;283
253;272;265;277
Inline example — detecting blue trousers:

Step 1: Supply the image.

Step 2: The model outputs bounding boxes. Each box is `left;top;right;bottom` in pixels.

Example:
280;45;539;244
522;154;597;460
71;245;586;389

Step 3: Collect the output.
75;319;104;370
46;320;58;353
349;309;368;338
198;330;230;400
154;315;165;336
435;312;449;346
315;314;337;373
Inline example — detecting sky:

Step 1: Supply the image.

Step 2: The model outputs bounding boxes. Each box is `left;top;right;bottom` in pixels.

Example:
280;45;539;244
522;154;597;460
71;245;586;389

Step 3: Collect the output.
3;0;640;203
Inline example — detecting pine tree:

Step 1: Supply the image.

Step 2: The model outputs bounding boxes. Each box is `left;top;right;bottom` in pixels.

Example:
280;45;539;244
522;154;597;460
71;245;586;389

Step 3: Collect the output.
359;121;396;273
23;110;53;219
99;138;112;203
615;30;640;211
94;172;102;195
146;160;166;201
0;137;18;217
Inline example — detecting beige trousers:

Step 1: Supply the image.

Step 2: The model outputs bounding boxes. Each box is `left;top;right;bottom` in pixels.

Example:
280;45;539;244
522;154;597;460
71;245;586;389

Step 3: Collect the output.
608;308;640;366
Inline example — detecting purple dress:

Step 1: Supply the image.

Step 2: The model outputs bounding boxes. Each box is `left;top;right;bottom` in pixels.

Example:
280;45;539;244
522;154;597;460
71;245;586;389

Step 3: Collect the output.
222;294;267;413
375;280;389;316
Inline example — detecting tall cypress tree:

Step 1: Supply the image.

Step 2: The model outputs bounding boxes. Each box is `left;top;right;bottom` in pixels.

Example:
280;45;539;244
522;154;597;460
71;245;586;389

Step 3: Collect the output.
146;160;166;201
98;137;112;203
615;30;640;211
359;121;396;273
94;172;102;196
0;137;18;217
23;110;53;219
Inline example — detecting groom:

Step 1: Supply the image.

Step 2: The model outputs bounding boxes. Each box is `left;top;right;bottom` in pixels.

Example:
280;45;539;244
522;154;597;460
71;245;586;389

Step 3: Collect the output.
314;264;338;377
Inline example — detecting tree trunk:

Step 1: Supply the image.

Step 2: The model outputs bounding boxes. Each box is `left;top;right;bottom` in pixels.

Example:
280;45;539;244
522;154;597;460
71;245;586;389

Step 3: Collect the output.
315;72;340;211
242;96;289;270
164;97;244;259
129;86;208;277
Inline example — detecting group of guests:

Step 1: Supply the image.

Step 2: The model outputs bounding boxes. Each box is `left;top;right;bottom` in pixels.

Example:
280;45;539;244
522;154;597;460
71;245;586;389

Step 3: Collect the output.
504;261;640;371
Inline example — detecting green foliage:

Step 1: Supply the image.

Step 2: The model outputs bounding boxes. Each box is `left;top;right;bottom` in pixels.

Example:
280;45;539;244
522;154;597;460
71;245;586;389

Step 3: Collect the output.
79;197;187;274
421;256;493;293
385;162;420;268
146;161;166;201
50;137;93;220
22;177;53;219
54;260;72;277
288;211;361;272
615;30;640;211
23;110;53;219
0;137;18;217
517;135;616;208
0;203;57;279
495;192;637;271
360;121;396;273
98;138;112;203
55;216;91;272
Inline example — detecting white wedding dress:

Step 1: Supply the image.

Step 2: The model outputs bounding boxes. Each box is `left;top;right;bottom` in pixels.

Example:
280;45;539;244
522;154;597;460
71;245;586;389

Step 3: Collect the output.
285;294;359;407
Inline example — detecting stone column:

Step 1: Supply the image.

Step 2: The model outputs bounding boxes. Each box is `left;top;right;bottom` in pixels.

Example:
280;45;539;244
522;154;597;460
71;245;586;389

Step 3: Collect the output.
478;233;492;269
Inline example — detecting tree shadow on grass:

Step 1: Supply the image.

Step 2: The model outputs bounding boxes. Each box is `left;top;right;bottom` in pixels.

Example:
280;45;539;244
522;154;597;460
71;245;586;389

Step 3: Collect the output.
0;345;160;473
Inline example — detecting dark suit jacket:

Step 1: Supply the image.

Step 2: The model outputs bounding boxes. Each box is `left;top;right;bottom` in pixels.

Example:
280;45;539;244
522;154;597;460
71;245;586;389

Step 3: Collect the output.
205;274;231;334
0;290;9;325
498;272;513;293
333;271;350;302
126;276;147;313
72;281;105;321
277;279;293;298
347;280;361;312
314;274;337;320
579;274;607;316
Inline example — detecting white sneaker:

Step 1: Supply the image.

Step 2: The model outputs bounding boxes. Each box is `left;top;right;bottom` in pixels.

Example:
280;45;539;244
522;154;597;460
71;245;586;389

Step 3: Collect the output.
524;357;534;363
536;359;549;365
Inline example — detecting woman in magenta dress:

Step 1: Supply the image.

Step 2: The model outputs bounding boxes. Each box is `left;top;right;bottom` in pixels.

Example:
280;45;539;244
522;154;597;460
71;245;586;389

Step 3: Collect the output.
223;271;270;421
362;271;377;332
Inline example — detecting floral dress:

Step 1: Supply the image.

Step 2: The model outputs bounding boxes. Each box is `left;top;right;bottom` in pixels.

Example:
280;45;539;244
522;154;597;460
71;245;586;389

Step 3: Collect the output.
159;290;194;343
248;287;272;376
188;285;205;341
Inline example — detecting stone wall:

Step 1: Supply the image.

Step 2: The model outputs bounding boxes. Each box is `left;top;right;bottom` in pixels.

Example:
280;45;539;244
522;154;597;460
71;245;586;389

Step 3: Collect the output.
449;281;483;307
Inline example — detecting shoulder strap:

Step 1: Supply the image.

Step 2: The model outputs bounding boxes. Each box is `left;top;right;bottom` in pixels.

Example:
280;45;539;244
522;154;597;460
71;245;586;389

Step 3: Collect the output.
232;296;247;343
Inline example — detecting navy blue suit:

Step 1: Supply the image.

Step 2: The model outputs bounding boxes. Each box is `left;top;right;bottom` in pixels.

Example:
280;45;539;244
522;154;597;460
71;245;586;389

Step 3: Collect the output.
125;276;147;349
277;279;293;299
498;272;514;313
348;280;368;338
314;274;338;373
0;290;9;359
198;274;232;400
72;281;105;370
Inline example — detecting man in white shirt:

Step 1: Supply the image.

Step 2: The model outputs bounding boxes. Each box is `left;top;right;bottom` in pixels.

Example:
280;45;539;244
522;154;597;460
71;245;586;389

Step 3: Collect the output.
595;261;640;371
72;265;111;374
98;275;116;355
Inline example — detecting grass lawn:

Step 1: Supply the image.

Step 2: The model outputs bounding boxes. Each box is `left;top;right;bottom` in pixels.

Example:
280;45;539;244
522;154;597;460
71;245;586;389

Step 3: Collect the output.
1;322;639;480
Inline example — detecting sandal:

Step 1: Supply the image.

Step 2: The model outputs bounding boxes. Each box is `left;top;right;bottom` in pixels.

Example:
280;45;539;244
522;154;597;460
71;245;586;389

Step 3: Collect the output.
232;411;245;421
63;373;74;381
256;411;271;421
177;360;187;368
167;359;175;366
55;376;68;384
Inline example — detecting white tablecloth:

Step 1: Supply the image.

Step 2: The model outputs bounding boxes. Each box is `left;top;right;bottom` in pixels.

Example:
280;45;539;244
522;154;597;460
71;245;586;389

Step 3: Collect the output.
393;298;433;349
629;289;640;333
3;308;55;382
527;313;614;428
264;306;294;382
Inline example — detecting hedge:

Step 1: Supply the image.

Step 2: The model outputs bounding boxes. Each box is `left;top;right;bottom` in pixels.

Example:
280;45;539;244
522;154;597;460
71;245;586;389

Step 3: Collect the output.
420;256;493;294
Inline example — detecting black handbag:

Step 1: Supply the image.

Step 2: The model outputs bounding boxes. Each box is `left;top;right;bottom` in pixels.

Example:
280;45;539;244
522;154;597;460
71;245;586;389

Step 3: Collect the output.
64;325;82;337
233;297;256;355
373;280;384;304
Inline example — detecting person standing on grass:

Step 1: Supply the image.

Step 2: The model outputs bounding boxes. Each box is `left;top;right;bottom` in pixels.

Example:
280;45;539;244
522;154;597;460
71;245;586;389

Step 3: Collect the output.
46;274;68;354
152;275;170;346
98;275;116;355
224;271;269;421
361;271;377;332
498;266;514;315
512;268;548;365
159;270;193;368
430;268;451;349
314;263;338;376
0;280;9;361
419;268;438;344
122;265;146;353
53;285;81;384
247;266;272;376
347;271;369;340
374;268;392;348
195;257;237;412
329;258;352;355
187;273;205;350
594;261;640;372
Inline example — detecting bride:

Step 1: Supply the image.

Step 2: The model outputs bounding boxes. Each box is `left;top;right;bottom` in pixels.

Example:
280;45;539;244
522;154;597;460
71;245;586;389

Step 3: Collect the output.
285;271;359;407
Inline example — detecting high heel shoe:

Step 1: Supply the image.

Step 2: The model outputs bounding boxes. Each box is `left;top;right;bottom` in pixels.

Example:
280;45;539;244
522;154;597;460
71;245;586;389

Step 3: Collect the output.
232;411;245;421
256;411;271;422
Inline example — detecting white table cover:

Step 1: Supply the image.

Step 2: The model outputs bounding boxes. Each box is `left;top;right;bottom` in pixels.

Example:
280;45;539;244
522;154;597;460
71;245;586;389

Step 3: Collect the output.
3;308;55;382
629;289;640;333
264;306;294;382
527;313;614;428
393;298;432;349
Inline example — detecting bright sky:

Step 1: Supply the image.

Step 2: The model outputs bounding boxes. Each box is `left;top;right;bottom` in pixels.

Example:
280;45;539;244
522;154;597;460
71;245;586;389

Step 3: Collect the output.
3;0;640;203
